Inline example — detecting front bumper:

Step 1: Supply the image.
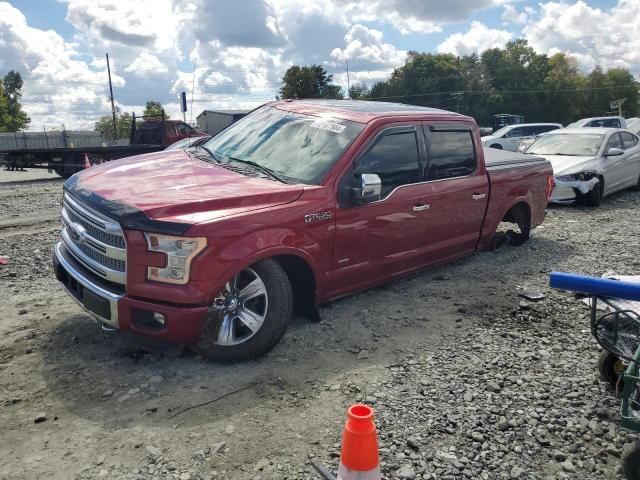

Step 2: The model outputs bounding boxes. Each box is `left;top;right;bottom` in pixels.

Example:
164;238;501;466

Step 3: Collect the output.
53;242;208;344
549;176;600;205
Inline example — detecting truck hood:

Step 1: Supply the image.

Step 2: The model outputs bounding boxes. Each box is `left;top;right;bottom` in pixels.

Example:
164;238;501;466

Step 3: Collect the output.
536;154;601;176
69;150;305;225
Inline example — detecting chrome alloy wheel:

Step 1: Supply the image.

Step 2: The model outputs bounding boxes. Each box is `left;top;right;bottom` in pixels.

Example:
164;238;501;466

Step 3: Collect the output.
211;268;269;346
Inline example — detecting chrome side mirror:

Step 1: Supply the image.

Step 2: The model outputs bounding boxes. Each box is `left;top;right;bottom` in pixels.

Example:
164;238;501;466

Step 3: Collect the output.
349;173;382;205
360;173;381;199
606;147;624;157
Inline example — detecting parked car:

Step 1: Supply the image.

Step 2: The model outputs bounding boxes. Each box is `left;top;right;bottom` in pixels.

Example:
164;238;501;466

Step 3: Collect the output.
566;116;627;129
523;127;640;206
52;100;553;361
165;135;212;151
627;118;640;136
482;123;562;151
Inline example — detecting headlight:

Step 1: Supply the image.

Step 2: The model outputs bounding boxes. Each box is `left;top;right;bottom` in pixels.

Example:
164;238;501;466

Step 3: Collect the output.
556;173;588;182
145;233;207;284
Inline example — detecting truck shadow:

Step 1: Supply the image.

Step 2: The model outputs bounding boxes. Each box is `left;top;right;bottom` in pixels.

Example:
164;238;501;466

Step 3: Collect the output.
39;235;574;430
0;176;64;187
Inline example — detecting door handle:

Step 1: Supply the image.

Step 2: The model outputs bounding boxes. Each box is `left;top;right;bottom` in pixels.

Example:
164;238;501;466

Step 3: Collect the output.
413;204;430;212
472;193;486;200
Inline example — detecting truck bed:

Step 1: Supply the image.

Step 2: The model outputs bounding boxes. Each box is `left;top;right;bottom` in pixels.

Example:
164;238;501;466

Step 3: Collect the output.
483;146;548;170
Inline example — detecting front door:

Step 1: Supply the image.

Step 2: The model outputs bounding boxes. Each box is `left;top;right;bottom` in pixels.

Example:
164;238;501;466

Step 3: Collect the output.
330;125;431;296
603;132;628;194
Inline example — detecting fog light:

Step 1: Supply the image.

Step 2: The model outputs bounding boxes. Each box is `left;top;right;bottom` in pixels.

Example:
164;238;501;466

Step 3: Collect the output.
153;312;166;326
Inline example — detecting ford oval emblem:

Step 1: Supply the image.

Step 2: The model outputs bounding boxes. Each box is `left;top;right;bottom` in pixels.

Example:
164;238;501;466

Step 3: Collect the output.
69;222;87;245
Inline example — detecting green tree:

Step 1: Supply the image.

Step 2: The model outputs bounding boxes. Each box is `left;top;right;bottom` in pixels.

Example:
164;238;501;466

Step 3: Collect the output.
94;110;133;140
348;82;369;99
143;101;168;119
0;70;30;131
542;53;588;125
279;65;344;99
604;68;639;118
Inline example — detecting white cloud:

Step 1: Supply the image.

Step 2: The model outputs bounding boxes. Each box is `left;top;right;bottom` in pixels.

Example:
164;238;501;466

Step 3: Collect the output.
124;52;168;75
501;3;531;25
330;24;406;70
523;0;640;74
437;21;513;56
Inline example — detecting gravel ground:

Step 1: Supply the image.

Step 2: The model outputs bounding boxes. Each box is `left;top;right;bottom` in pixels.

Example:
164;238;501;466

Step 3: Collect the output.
1;168;640;480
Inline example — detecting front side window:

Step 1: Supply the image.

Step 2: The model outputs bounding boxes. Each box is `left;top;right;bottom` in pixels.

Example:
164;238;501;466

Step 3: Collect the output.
356;130;421;197
607;133;623;151
427;131;476;180
204;106;364;184
505;127;524;138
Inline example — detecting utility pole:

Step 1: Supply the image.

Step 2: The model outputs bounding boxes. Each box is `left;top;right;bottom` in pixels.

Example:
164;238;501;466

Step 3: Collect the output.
106;53;118;140
346;62;350;97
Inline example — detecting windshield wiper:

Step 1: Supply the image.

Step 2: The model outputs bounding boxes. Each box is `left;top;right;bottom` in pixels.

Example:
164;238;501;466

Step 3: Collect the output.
225;156;288;184
195;144;222;162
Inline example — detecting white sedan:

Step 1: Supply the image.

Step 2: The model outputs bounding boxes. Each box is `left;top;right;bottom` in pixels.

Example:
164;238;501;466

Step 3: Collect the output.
523;128;640;206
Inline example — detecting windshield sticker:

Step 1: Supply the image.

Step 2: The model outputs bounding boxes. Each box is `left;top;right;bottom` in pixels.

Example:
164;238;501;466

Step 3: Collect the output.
309;119;346;134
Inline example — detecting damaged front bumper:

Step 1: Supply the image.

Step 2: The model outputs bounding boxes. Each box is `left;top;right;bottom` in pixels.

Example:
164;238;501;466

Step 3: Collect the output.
549;176;600;204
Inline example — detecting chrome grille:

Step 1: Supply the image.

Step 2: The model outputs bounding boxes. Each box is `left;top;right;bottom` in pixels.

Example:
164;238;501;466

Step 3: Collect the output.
61;193;127;285
64;204;126;249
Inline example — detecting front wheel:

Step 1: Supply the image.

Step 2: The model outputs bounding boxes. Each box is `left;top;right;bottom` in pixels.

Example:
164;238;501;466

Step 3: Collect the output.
490;144;503;150
583;180;602;207
191;259;293;362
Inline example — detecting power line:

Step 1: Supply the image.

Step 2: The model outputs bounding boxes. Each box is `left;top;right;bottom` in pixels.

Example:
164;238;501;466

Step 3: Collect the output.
365;83;639;101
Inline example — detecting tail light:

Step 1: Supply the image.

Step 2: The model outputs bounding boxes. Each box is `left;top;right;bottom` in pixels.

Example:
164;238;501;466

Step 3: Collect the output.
546;175;555;200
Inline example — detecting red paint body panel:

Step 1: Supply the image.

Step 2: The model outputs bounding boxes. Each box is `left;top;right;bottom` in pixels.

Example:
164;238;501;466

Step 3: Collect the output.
66;101;552;345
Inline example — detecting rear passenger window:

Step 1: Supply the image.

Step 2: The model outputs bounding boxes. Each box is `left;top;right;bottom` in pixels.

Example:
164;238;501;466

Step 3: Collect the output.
427;131;476;180
603;119;622;128
620;132;638;149
356;131;422;196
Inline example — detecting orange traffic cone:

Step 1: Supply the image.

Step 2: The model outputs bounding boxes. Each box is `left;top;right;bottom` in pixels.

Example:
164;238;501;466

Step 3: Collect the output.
337;404;381;480
84;154;91;169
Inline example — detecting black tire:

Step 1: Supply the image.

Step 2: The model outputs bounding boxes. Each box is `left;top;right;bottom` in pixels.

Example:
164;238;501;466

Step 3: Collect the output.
191;259;293;362
490;144;503;150
583;180;602;207
54;165;72;178
623;441;640;480
597;350;624;389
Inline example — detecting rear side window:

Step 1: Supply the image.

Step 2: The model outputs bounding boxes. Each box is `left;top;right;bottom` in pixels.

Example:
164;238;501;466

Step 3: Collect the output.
427;131;476;180
356;131;422;196
537;125;560;134
603;118;622;128
620;132;639;149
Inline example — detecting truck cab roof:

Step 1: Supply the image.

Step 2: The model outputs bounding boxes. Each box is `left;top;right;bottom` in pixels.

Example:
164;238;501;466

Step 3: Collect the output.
272;99;468;124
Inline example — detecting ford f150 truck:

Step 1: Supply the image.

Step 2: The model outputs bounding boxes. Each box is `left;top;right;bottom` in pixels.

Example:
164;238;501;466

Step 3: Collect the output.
52;100;553;361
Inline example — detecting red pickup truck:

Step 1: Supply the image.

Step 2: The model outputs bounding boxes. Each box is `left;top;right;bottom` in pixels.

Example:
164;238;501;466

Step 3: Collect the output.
53;100;553;361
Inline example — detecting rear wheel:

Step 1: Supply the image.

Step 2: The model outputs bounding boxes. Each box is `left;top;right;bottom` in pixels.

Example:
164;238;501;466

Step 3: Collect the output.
191;259;293;362
633;173;640;192
583;180;602;207
597;350;625;389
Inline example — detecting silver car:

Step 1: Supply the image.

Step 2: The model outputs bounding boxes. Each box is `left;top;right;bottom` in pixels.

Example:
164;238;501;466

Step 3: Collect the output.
523;128;640;206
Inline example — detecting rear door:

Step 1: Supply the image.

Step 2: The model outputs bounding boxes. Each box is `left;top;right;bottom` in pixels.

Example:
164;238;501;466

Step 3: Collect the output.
619;131;640;188
420;123;489;258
